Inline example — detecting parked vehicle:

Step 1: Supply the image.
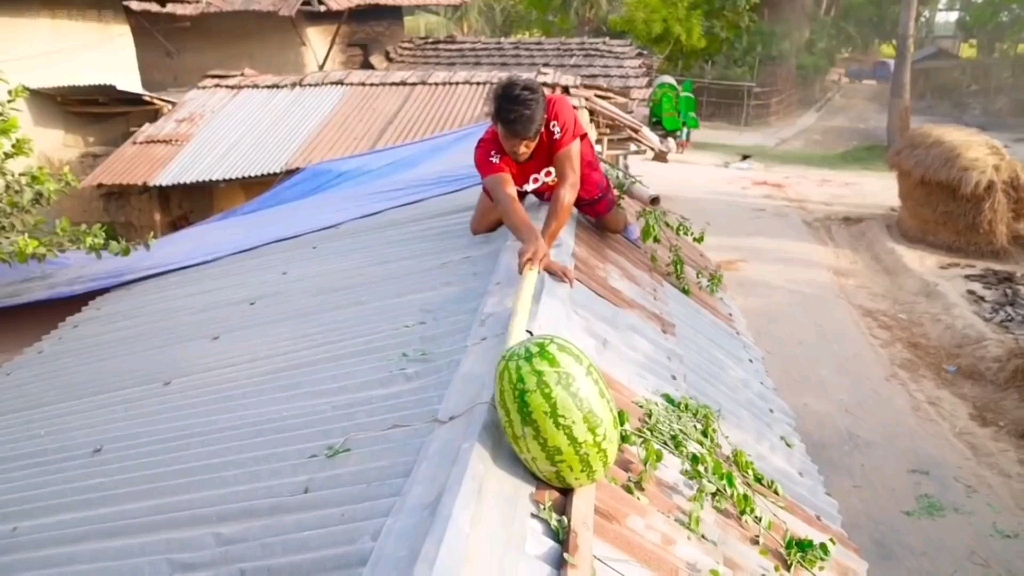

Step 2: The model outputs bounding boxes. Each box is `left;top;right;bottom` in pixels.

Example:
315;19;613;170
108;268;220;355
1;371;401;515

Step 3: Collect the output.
844;59;893;84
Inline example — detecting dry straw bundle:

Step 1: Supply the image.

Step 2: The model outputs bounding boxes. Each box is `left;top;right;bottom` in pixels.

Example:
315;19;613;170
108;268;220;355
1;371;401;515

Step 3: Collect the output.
888;124;1024;257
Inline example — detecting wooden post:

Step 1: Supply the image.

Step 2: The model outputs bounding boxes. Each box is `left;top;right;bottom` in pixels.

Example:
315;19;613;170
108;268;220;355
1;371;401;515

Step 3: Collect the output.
560;484;596;576
888;0;918;148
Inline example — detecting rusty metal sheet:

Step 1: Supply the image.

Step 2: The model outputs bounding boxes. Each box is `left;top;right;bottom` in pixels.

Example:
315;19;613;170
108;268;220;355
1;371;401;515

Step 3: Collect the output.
79;138;181;188
290;82;490;168
289;85;412;168
135;88;238;144
153;85;347;186
375;83;490;149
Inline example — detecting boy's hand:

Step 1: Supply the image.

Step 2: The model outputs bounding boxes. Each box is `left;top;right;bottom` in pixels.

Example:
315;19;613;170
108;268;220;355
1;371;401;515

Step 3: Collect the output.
518;235;550;273
543;260;575;286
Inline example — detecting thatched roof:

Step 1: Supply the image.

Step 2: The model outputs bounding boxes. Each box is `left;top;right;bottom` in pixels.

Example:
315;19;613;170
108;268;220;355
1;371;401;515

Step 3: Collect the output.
888;124;1023;196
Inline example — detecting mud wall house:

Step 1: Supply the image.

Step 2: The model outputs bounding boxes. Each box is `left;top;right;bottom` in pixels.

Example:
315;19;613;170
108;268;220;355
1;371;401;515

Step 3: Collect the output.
121;0;469;93
0;0;171;223
81;68;582;240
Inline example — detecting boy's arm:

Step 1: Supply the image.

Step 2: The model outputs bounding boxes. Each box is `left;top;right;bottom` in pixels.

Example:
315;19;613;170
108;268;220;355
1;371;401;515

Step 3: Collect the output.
482;174;545;248
540;138;581;248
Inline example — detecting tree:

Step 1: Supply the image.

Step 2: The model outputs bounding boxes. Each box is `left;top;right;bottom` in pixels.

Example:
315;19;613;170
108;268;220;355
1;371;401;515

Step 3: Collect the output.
888;0;919;148
610;0;760;74
956;0;1024;57
831;0;903;52
1;76;140;266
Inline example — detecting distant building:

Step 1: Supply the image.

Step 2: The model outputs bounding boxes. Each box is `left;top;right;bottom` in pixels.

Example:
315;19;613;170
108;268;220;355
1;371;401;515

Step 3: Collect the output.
0;0;172;223
122;0;468;93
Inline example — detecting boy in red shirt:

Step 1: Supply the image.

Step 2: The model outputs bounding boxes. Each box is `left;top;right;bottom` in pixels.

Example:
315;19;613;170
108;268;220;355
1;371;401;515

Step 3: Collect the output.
470;77;642;284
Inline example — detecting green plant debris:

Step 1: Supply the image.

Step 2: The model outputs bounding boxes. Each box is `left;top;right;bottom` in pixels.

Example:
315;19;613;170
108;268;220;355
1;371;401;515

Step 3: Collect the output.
907;468;930;476
604;165;724;298
784;533;836;572
635;205;721;297
901;494;949;520
779;436;794;449
991;522;1021;540
324;444;351;459
698;143;889;171
617;394;833;574
534;497;569;544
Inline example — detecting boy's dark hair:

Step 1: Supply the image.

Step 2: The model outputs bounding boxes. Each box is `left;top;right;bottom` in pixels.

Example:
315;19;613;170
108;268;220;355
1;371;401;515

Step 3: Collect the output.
490;76;547;140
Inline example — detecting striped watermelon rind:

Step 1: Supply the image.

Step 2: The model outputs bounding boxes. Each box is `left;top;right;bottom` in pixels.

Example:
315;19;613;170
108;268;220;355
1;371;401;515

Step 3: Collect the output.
495;334;619;488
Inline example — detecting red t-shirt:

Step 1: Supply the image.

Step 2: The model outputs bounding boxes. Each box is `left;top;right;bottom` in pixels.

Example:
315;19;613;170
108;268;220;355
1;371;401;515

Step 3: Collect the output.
474;94;610;202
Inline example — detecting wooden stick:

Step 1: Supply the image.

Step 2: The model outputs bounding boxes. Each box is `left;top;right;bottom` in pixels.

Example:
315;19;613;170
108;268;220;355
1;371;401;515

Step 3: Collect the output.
505;265;539;347
561;484;597;576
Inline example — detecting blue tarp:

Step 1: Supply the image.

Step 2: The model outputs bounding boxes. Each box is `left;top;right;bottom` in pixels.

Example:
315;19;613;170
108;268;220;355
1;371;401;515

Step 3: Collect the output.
0;123;488;309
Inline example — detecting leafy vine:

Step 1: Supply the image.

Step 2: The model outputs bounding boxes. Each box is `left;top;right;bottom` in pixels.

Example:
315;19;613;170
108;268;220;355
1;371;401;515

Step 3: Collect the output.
616;393;836;574
604;165;724;297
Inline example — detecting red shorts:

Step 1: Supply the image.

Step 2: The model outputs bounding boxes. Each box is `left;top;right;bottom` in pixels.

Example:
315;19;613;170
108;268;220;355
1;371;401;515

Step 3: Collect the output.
482;181;617;220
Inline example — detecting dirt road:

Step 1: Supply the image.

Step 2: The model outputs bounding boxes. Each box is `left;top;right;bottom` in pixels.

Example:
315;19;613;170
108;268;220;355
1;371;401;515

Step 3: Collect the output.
634;154;1024;574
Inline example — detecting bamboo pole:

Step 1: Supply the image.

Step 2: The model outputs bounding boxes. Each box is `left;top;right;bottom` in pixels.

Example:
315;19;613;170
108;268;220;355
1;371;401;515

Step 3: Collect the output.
505;265;539;347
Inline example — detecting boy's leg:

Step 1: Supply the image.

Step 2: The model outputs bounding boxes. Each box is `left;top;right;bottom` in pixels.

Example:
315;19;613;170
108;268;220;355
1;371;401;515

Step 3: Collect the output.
576;186;642;246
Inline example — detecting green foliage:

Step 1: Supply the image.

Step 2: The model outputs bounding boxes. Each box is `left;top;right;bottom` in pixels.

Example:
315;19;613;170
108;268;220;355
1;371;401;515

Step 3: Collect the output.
956;0;1024;57
522;0;617;35
423;0;536;37
611;0;761;75
617;393;837;573
831;0;902;53
0;75;144;266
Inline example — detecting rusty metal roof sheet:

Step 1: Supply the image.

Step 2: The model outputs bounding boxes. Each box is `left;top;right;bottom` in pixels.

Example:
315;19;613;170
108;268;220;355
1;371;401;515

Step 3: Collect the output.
154;85;347;186
122;0;467;16
289;82;490;168
516;213;867;575
86;69;576;187
79;135;181;188
388;37;658;94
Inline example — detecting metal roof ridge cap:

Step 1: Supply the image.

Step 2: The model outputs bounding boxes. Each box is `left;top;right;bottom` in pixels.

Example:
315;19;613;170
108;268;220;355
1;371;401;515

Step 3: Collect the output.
363;220;533;575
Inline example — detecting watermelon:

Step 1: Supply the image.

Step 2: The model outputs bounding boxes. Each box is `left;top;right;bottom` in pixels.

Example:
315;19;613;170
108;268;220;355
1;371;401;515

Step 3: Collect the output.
495;334;620;488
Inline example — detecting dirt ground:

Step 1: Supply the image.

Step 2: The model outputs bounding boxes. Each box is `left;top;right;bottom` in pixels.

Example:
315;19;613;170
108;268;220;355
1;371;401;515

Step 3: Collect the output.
778;83;890;152
633;151;1024;574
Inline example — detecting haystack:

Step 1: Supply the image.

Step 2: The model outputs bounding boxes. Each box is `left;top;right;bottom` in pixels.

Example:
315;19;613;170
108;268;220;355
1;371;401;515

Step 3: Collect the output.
888;124;1024;257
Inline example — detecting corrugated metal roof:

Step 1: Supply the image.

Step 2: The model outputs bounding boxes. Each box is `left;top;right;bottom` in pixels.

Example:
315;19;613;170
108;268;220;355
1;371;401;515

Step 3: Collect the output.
0;192;866;574
376;83;491;148
79;136;181;188
153;85;347;186
136;88;239;144
289;83;490;168
0;191;505;576
86;69;577;187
